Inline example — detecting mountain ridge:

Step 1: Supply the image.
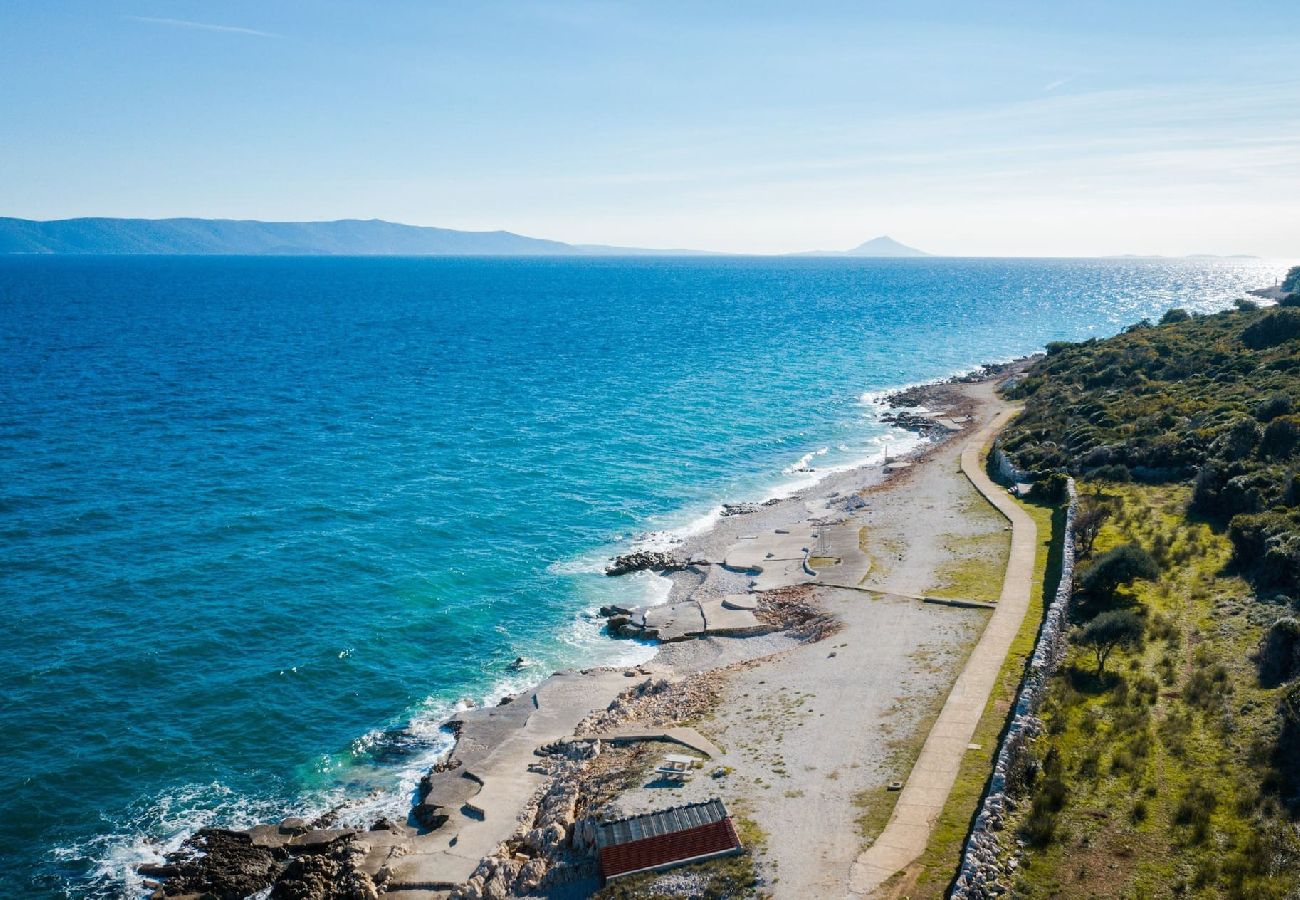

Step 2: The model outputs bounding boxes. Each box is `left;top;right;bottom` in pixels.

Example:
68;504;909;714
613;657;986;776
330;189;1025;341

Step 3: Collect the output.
0;217;713;257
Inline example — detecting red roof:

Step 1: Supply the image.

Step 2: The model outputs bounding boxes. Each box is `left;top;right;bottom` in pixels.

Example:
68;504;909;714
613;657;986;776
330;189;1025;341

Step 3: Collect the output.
599;817;741;880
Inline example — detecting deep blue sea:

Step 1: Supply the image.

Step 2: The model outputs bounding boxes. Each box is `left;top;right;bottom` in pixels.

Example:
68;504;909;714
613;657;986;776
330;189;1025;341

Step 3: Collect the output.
0;255;1287;897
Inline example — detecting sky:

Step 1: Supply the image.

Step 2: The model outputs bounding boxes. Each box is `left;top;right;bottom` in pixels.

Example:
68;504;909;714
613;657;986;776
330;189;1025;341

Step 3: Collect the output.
2;1;1298;256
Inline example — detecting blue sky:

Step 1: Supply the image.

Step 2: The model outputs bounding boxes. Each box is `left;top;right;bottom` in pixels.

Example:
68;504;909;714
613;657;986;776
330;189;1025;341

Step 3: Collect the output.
2;1;1298;255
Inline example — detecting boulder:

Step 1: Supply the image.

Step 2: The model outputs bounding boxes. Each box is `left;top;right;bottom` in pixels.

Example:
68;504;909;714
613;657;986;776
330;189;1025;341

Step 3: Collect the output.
604;550;684;576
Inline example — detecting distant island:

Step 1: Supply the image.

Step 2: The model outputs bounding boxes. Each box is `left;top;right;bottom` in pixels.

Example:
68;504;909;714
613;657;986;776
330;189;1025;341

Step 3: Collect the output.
0;217;712;257
794;235;931;258
0;217;941;259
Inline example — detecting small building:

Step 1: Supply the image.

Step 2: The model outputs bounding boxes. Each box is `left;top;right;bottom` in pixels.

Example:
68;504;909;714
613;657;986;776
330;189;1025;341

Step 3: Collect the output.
596;798;743;883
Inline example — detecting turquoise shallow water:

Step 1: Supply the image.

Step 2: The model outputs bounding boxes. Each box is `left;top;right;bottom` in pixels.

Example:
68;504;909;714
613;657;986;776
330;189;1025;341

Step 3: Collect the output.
0;255;1286;896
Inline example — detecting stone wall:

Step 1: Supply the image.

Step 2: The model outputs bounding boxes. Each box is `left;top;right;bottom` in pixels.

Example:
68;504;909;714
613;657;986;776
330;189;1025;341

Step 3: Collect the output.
950;479;1077;898
988;442;1031;487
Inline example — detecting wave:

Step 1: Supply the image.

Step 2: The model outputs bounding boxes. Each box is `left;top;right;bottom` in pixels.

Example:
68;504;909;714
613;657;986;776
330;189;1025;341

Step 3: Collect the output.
75;362;976;896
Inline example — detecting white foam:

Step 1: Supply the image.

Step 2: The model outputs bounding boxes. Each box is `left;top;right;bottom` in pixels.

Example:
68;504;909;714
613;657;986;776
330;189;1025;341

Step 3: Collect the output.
80;367;960;896
60;781;312;900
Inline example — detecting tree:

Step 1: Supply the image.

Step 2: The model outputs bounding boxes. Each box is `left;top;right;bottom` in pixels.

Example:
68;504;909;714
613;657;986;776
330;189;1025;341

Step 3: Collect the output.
1078;543;1159;601
1078;610;1145;676
1072;501;1112;558
1160;308;1191;324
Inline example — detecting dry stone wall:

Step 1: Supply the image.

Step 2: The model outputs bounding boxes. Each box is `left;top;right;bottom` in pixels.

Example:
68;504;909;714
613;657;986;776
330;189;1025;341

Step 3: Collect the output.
951;479;1077;898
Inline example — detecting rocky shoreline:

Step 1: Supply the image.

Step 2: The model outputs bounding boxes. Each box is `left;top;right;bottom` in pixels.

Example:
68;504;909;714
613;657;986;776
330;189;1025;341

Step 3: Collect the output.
139;358;1029;900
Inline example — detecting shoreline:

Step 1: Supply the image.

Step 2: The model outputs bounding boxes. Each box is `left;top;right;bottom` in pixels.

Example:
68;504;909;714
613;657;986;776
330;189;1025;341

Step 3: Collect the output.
137;359;1031;900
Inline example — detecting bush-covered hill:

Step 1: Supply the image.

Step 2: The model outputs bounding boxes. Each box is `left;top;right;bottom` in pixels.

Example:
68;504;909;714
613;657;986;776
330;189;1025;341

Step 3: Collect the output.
1282;264;1300;298
999;301;1300;591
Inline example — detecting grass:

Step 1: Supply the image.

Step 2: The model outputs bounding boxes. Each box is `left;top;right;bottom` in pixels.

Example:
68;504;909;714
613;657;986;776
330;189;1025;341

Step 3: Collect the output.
928;473;1015;602
1005;483;1300;899
893;493;1062;897
854;785;901;843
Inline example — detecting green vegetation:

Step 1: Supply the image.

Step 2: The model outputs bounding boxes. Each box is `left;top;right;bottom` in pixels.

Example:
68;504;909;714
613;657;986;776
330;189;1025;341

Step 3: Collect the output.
1077;609;1144;675
929;474;1013;602
1281;264;1300;298
1004;484;1300;898
1002;302;1300;593
994;302;1300;894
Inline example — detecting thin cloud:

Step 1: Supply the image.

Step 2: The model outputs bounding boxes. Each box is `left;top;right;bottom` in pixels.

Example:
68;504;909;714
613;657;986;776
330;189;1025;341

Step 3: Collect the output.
127;15;276;37
1043;78;1069;92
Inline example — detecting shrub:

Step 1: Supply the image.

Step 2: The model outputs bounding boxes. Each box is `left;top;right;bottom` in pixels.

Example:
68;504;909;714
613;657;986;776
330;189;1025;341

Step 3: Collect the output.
1029;471;1070;504
1261;416;1300;459
1242;309;1300;350
1091;463;1131;482
1257;617;1300;687
1219;418;1262;461
1255;393;1293;423
1228;511;1300;588
1174;783;1219;843
1079;543;1159;601
1161;308;1192;324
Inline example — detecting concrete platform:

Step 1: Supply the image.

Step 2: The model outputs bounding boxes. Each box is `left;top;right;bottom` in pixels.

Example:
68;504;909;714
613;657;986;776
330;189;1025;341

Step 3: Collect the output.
642;602;707;642
698;596;765;635
387;670;633;891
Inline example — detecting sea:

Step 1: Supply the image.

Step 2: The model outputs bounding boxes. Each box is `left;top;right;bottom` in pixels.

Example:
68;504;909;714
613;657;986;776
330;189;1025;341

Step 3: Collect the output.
0;255;1287;897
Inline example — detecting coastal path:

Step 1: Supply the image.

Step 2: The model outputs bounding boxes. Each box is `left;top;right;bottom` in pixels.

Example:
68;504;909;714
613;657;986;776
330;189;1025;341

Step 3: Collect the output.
848;406;1037;896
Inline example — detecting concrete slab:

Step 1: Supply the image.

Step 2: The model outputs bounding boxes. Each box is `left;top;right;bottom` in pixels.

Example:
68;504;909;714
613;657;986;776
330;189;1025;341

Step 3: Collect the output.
642;601;706;642
698;597;765;635
391;670;632;889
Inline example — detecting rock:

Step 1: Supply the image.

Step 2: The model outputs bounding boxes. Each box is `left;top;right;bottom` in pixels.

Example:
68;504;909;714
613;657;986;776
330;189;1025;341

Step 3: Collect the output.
483;868;512;900
842;494;867;512
337;869;380;900
136;863;179;878
279;817;308;835
156;829;280;899
604;550;684;576
514;857;548;893
271;854;340;900
453;874;486;900
571;817;599;851
507;656;531;671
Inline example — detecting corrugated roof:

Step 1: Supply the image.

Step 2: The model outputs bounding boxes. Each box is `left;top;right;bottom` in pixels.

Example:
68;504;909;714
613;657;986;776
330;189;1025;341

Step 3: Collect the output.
596;798;729;849
598;817;741;881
